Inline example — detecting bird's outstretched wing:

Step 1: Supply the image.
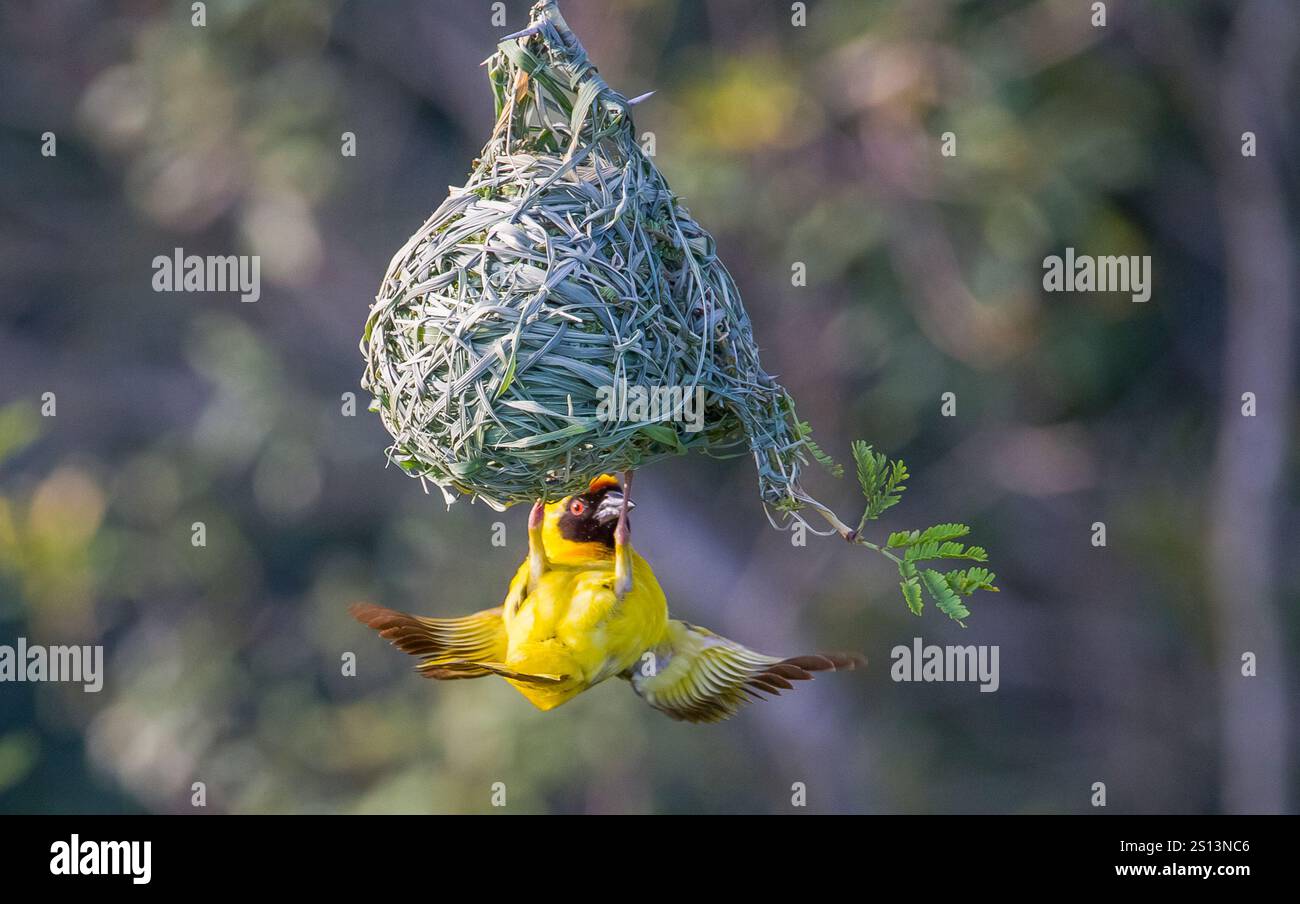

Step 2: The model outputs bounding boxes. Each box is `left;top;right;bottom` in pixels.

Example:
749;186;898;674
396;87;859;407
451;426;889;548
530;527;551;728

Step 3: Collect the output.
627;620;865;723
350;602;509;680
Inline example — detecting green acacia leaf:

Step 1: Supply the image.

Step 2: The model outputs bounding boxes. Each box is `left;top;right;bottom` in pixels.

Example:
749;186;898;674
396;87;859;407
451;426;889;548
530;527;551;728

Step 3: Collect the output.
916;523;970;544
905;536;988;563
944;567;999;596
900;577;924;616
843;440;996;622
887;530;919;548
797;421;842;477
921;568;970;624
904;541;939;561
853;441;908;523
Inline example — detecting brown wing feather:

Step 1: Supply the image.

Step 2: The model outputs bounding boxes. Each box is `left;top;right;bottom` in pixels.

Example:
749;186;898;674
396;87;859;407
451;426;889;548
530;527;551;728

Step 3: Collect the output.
350;602;507;679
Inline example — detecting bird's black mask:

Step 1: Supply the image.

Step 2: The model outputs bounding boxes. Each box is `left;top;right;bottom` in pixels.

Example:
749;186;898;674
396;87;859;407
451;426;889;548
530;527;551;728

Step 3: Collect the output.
556;483;632;549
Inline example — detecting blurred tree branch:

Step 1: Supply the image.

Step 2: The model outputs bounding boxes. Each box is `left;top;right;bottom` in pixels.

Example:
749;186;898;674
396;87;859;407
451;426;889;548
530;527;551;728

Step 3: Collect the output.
1130;0;1297;814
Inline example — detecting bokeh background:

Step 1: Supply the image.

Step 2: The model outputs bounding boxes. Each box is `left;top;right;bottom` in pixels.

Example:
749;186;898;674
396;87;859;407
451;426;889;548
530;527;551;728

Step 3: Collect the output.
1;0;1296;814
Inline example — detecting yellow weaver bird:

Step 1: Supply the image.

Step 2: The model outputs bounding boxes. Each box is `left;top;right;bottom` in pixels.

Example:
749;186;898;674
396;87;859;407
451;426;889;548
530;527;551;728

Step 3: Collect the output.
351;474;864;723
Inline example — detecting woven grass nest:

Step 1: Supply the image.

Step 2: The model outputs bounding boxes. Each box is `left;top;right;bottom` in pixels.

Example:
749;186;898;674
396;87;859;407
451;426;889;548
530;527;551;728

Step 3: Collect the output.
362;0;832;519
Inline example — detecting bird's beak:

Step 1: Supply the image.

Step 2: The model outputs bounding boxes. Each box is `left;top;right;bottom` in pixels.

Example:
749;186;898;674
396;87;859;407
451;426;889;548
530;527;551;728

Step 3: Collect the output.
594;491;633;525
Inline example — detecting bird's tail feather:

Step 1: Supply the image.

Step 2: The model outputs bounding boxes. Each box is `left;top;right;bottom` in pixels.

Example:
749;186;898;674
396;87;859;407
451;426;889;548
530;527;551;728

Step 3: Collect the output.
418;659;566;684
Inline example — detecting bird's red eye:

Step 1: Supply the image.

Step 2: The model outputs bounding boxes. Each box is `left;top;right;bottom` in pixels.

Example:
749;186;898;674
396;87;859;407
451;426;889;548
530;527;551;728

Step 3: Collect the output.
569;499;585;515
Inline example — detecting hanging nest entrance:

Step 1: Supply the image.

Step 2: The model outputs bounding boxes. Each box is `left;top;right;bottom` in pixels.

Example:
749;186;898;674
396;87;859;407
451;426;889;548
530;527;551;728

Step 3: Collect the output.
362;0;828;515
